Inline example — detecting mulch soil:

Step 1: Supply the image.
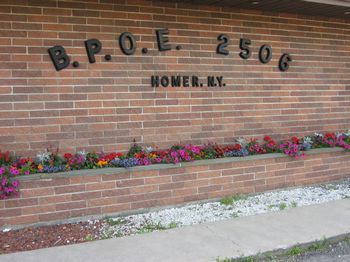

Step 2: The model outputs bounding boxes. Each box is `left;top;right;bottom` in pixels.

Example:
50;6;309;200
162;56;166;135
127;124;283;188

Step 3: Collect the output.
0;220;104;254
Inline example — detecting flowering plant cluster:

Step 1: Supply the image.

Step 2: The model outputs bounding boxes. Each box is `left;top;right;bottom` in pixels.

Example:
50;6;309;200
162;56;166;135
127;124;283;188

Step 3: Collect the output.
0;131;349;199
0;151;20;199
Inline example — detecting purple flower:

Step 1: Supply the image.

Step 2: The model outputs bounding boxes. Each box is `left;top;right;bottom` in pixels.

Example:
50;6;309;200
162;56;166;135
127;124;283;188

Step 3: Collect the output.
1;176;7;186
179;149;186;158
9;167;20;176
12;180;19;187
170;151;178;158
5;187;13;193
0;167;5;175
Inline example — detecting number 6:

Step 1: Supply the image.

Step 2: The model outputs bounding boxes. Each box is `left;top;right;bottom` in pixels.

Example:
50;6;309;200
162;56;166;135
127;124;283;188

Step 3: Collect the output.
279;54;292;72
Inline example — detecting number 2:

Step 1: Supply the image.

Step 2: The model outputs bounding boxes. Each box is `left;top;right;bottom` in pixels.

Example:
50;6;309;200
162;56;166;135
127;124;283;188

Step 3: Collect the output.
216;34;229;55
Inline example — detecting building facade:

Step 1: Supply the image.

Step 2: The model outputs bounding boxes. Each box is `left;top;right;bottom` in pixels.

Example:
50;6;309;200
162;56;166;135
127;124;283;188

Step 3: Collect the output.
0;0;350;155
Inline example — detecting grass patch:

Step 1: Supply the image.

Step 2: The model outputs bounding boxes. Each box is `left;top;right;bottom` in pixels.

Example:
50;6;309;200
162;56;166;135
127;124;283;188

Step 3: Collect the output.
267;204;276;209
291;201;298;208
138;222;167;234
285;237;329;257
106;217;127;226
84;234;93;241
286;245;304;256
279;203;287;210
101;230;113;239
168;222;178;229
217;237;332;262
220;194;247;206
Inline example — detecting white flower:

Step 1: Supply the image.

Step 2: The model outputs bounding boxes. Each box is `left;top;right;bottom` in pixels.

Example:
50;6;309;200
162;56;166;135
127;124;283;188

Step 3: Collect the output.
236;137;247;146
336;132;343;139
77;150;86;156
303;136;313;144
314;132;323;137
344;130;350;137
36;150;52;164
145;146;154;153
77;150;87;160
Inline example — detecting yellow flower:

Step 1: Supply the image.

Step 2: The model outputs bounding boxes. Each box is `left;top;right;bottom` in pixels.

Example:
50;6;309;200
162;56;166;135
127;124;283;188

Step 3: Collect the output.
37;164;43;171
97;160;107;167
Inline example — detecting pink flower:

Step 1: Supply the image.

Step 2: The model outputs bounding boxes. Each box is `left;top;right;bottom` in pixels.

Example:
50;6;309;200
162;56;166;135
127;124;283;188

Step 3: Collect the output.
1;176;7;186
12;180;19;187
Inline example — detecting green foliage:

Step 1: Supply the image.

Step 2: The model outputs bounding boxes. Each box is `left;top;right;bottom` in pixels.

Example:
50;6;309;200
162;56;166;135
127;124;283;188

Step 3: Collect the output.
101;230;113;239
220;194;247;206
168;222;178;229
285;238;329;257
138;222;167;234
84;234;93;241
267;204;276;209
84;152;99;168
106;217;127;226
279;203;287;210
307;237;328;251
287;245;304;256
291;201;298;208
127;141;143;158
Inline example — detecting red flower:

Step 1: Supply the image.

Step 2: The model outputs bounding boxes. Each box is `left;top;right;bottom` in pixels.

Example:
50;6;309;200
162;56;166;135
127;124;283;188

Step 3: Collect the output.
264;135;272;142
234;144;242;151
116;152;123;158
64;153;73;159
325;133;335;140
291;136;299;144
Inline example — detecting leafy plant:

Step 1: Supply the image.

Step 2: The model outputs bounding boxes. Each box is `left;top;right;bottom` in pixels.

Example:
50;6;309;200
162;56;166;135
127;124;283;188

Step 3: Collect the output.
279;203;287;210
220;194;247;206
127;140;143;158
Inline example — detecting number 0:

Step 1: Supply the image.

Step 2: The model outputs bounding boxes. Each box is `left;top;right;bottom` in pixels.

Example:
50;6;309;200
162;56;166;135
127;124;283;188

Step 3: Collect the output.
259;44;272;64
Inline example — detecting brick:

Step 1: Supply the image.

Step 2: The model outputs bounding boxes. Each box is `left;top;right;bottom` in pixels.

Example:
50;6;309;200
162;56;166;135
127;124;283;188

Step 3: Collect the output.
87;197;117;207
6;215;39;225
172;173;197;182
116;179;144;188
38;211;70;222
71;191;102;201
159;182;185;191
86;181;116;191
38;195;71;205
54;185;86;195
69;175;101;185
101;203;130;214
5;198;38;208
56;201;86;211
71;207;102;217
22;205;55;215
232;174;254;182
102;188;130;197
198;185;222;193
21;188;55;198
0;208;22;218
130;185;158;194
145;176;172;185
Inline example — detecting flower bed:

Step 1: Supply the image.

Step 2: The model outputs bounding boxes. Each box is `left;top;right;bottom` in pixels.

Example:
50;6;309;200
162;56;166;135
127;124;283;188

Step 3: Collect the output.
0;146;350;228
1;131;350;200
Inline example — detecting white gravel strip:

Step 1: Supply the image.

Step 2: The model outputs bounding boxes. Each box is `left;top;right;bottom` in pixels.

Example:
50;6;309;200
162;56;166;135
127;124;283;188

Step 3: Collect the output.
101;180;350;238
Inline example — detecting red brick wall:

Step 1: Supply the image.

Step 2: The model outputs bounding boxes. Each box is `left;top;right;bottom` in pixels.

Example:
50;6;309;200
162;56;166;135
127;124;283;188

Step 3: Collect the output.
0;0;350;155
0;149;349;227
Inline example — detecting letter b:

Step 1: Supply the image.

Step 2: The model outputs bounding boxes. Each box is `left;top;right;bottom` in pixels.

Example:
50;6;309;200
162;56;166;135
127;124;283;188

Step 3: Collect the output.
48;46;70;71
